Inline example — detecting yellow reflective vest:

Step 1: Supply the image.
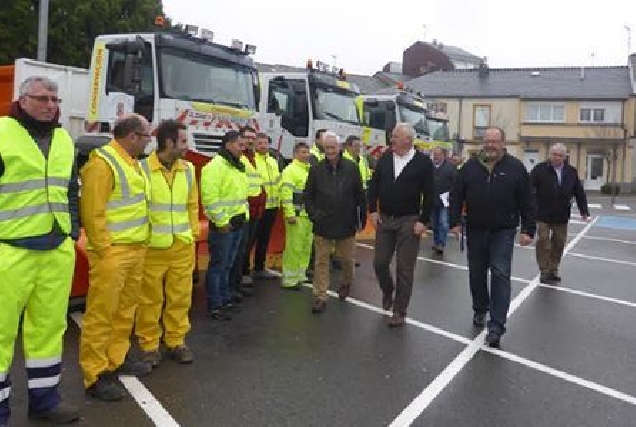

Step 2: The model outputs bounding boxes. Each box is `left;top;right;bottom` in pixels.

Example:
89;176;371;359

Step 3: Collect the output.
91;143;150;246
141;152;195;249
0;117;73;239
280;159;310;218
241;155;263;197
200;152;249;227
254;152;281;209
343;150;372;189
310;146;325;163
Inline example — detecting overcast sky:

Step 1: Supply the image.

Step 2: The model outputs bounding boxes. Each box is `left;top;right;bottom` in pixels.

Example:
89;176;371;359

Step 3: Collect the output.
163;0;636;75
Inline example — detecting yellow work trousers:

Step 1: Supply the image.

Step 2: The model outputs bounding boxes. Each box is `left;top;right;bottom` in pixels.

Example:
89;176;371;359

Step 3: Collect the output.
282;216;313;287
79;244;146;388
135;239;195;352
0;238;74;414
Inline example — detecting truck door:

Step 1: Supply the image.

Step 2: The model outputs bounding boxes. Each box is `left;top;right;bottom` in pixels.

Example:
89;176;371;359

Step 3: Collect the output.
267;77;309;138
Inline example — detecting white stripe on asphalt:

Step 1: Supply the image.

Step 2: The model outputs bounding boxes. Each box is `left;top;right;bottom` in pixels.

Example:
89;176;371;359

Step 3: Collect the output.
70;313;180;427
388;216;598;426
568;252;636;267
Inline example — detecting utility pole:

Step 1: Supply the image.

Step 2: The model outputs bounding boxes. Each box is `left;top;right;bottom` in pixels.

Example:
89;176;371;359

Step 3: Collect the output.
37;0;49;61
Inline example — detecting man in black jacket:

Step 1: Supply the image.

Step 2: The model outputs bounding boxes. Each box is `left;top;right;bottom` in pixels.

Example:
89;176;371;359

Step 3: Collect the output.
530;143;589;285
368;123;435;327
431;147;457;255
450;127;535;348
304;131;366;314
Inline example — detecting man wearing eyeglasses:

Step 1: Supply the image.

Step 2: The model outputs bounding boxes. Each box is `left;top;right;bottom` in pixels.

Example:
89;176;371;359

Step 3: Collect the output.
0;77;80;425
79;113;153;402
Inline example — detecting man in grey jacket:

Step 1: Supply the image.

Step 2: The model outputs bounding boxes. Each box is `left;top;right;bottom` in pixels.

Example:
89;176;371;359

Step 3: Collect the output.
431;147;456;255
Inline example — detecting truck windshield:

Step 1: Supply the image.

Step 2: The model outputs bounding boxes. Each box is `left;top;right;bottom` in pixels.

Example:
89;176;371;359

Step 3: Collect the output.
159;49;255;109
427;118;450;141
399;104;429;135
312;86;360;125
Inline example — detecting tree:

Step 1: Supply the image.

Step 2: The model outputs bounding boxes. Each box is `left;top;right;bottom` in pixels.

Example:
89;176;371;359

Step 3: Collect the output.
0;0;167;68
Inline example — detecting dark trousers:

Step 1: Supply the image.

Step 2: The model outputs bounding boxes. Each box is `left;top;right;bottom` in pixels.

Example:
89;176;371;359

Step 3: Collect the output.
466;228;516;335
373;214;421;315
240;217;261;275
205;228;243;311
535;222;567;274
230;218;259;294
252;208;277;272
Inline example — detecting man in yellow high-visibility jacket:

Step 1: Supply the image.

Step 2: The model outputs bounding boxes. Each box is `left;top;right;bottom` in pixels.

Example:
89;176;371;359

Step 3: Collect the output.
343;135;372;191
0;77;80;425
135;120;200;367
80;114;152;402
250;132;281;280
280;142;313;290
309;128;327;167
201;131;249;320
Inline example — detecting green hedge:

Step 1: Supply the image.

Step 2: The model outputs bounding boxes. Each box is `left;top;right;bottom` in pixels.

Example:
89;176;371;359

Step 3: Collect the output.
600;183;621;195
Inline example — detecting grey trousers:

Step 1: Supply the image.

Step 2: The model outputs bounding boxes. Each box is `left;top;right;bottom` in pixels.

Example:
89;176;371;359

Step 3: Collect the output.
373;214;421;315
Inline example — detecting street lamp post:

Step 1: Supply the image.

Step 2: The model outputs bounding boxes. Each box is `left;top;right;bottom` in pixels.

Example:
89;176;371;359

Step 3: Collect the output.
37;0;49;62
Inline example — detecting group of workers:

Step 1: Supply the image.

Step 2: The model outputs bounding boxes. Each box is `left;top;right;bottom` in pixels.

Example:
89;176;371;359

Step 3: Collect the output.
0;76;591;427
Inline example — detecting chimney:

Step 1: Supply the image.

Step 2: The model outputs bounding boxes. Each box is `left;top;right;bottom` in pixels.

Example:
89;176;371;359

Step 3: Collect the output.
478;60;489;78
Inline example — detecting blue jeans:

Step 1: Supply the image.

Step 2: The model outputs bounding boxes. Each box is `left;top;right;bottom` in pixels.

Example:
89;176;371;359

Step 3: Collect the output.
205;227;243;311
466;228;516;335
431;206;449;247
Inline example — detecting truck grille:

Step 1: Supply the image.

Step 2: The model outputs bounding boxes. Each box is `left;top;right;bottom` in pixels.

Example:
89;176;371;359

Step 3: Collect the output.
193;133;223;155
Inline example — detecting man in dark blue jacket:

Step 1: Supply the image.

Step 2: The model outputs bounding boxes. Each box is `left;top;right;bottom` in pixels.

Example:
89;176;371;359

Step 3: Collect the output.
530;143;589;285
450;127;535;348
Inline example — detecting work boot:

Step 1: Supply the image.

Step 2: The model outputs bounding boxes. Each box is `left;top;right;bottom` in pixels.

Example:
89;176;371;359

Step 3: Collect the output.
166;345;194;364
209;309;231;321
86;374;126;402
253;269;278;280
485;330;501;348
549;272;562;282
540;273;556;285
388;313;405;328
28;401;80;424
113;357;152;377
141;350;162;368
338;284;351;301
311;298;326;314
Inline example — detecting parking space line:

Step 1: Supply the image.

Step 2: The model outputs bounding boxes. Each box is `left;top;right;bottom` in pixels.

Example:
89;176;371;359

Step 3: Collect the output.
388;216;597;426
568;252;636;267
538;284;636;308
69;313;180;427
306;279;636;413
482;346;636;406
576;235;636;245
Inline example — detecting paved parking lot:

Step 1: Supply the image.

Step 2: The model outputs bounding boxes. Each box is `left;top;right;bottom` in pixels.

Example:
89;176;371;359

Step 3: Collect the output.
8;207;636;426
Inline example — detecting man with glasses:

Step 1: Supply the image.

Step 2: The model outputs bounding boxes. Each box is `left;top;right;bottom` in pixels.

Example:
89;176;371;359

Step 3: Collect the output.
80;114;153;401
450;126;535;348
0;77;80;425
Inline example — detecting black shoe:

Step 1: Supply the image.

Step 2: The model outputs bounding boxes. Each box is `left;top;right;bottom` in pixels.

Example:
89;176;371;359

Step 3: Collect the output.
382;292;393;311
355;262;360;267
29;401;80;423
223;302;242;313
113;358;152;377
473;312;486;328
485;331;501;348
540;273;556;285
550;272;562;282
305;269;314;279
240;288;254;297
435;247;444;255
86;375;126;401
209;309;231;320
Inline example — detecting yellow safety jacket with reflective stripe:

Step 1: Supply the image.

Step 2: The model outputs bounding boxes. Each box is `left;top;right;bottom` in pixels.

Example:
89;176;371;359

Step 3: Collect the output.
240;155;263;197
91;144;149;246
200;153;249;227
343;150;372;190
0;117;73;239
255;152;281;209
310;146;325;162
140;152;195;249
280;159;310;218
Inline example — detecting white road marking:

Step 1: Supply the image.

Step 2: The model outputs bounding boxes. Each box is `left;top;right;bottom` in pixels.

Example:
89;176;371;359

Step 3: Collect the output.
614;204;631;211
70;313;180;427
388;216;598;426
568;252;636;267
538;284;636;308
588;203;602;209
578;235;636;245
